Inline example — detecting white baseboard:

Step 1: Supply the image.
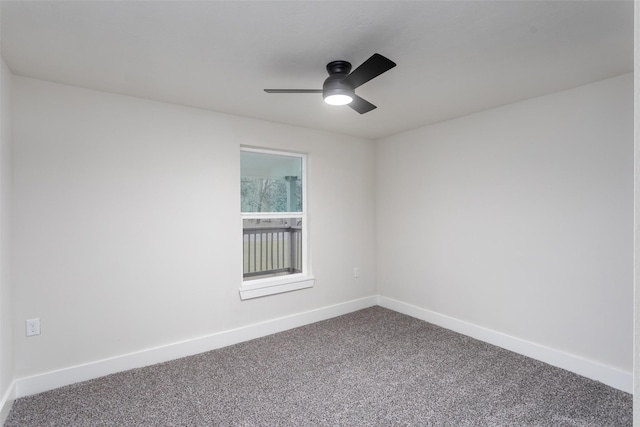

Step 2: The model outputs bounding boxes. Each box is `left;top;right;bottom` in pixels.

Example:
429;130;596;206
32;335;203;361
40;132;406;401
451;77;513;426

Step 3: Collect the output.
377;296;632;393
14;295;378;399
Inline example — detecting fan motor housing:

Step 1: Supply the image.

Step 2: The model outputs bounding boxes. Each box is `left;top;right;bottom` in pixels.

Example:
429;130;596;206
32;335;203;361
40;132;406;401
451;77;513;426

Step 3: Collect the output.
323;77;354;97
323;61;355;99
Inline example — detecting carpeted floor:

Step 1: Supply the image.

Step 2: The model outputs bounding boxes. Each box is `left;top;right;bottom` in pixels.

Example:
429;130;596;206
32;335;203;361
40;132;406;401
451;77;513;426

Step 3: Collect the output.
5;307;632;426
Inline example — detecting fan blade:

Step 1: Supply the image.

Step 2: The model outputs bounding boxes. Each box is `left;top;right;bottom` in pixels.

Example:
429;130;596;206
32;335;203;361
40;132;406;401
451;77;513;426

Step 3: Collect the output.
348;95;376;114
264;89;322;93
341;53;396;89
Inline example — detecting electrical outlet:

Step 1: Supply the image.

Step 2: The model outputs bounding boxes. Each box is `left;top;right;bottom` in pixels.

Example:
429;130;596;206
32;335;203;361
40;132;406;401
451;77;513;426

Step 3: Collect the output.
26;318;40;337
353;267;360;279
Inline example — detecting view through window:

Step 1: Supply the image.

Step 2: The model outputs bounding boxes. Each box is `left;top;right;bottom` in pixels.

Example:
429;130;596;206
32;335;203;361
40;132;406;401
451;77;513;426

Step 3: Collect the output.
241;149;306;282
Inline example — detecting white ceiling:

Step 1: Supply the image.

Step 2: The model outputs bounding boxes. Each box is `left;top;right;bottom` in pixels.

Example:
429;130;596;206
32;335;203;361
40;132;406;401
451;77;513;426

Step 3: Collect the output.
0;1;633;140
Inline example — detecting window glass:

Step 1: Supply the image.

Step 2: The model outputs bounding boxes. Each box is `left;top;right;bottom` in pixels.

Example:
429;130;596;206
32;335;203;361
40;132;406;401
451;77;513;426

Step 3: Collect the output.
240;149;308;288
241;151;302;213
242;218;303;280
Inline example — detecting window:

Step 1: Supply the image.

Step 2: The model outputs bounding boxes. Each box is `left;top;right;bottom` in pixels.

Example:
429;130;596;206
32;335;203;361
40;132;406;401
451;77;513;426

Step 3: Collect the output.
239;148;313;299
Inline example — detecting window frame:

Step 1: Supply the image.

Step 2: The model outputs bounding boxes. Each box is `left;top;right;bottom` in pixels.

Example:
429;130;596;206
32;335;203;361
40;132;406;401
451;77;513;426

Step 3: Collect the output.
239;147;314;300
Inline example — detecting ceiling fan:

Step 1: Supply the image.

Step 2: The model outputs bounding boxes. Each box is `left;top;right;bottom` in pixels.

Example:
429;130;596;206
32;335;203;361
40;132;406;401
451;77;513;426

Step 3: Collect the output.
264;53;396;114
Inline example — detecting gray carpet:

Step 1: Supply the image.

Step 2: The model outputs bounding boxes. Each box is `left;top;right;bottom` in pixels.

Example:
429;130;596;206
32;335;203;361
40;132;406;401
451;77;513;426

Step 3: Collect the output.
5;307;632;426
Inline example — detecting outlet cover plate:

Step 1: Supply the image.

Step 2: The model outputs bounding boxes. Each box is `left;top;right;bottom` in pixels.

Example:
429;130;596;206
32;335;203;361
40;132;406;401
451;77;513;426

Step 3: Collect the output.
26;318;40;337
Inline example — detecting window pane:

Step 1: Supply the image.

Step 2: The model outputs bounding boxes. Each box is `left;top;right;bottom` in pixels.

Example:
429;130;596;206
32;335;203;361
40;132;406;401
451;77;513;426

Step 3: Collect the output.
241;151;302;213
243;218;303;280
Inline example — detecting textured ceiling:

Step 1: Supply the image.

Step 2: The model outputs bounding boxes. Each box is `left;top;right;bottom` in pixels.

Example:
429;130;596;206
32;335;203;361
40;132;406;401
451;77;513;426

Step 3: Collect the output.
0;1;634;140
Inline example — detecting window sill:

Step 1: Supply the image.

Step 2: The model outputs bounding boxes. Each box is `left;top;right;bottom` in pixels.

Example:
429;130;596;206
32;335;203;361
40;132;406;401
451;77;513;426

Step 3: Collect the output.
239;275;315;300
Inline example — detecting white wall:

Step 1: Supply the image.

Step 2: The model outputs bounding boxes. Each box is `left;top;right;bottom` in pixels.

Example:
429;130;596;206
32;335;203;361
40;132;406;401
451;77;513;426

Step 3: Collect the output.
377;74;633;375
11;76;376;379
0;58;14;406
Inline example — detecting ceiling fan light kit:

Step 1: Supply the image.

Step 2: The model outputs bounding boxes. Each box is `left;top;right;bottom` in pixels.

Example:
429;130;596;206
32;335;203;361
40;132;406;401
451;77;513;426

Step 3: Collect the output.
324;93;353;106
264;53;396;114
